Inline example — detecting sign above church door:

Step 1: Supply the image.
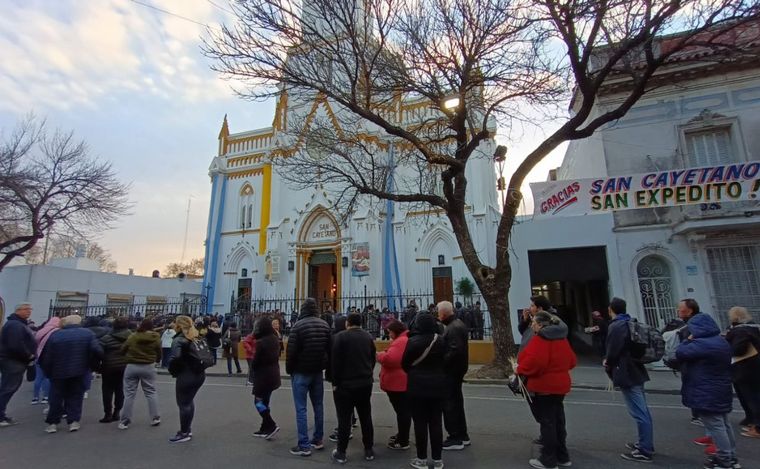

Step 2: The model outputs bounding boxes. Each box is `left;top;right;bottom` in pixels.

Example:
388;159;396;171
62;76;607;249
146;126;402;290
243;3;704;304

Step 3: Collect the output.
306;213;339;243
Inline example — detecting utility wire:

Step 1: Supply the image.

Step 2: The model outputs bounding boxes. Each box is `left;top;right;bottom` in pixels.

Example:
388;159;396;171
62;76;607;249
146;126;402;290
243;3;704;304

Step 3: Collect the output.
206;0;236;16
129;0;209;27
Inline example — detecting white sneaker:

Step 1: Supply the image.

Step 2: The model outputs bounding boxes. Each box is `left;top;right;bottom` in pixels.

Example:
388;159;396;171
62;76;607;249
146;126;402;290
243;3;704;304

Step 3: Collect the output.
45;424;58;433
69;422;80;432
410;458;428;469
433;460;445;469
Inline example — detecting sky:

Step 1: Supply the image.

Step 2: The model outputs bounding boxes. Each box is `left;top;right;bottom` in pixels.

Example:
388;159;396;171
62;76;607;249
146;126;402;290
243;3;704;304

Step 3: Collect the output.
0;0;566;276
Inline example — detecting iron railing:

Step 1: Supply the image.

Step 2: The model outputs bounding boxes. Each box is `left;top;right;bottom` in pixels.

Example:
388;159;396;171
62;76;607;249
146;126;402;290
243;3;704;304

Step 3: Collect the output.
48;296;207;321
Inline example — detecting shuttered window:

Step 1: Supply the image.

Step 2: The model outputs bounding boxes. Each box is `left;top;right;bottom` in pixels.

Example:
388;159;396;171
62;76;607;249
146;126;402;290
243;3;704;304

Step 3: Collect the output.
706;245;760;325
685;127;734;167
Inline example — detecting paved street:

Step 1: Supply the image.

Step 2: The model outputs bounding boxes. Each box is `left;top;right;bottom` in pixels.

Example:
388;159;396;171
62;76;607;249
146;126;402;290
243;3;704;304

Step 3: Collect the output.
1;375;758;469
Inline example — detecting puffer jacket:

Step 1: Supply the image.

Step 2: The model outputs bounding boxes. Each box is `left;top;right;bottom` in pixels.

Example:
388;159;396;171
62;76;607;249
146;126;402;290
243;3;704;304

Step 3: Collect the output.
100;329;132;370
517;326;577;395
40;325;103;379
285;299;331;375
402;314;446;399
122;331;161;364
441;315;469;377
676;313;733;414
378;331;409;392
519;310;568;353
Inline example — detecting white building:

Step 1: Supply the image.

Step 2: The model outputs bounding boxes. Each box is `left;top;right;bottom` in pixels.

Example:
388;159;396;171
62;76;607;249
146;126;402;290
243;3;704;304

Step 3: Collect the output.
508;41;760;336
0;258;203;324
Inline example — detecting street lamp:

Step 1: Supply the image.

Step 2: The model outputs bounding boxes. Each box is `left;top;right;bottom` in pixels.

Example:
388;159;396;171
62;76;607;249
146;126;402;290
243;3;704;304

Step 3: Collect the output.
493;145;508;207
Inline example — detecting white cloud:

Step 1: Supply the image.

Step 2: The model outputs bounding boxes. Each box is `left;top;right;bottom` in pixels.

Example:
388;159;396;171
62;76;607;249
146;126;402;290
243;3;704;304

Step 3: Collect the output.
0;0;236;113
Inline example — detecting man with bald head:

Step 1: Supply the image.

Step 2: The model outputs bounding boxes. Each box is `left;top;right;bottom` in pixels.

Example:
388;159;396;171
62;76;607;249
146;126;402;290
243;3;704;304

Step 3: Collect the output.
0;303;36;426
437;300;470;450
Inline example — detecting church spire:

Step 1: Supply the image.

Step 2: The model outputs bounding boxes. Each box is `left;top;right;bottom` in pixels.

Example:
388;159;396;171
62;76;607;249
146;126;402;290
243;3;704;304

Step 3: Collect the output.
218;114;230;156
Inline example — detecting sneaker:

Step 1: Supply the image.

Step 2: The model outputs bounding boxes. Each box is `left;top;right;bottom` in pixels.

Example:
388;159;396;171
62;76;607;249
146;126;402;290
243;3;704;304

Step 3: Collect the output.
731;459;742;469
0;417;19;427
694;436;713;446
264;426;279;440
433;461;444;469
740;426;760;438
69;422;80;432
118;419;130;430
462;438;471;446
332;449;347;464
703;456;732;469
45;424;57;433
329;430;353;442
289;446;312;457
624;442;655;454
705;444;717;456
388;441;411;450
253;430;268;438
529;459;558;469
620;449;653;463
310;439;324;450
151;417;161;427
83;392;88;399
558;462;572;467
41;398;48;404
99;415;112;423
442;439;465;451
410;458;428;469
691;417;704;427
31;398;40;405
364;448;375;461
169;432;192;443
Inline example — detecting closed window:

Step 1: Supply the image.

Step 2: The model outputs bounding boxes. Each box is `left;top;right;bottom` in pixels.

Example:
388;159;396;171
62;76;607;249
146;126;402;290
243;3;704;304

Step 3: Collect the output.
706;245;760;325
685;127;734;167
637;255;677;329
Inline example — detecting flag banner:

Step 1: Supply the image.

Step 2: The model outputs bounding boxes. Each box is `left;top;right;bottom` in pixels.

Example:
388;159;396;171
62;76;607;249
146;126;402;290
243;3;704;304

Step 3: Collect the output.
530;161;760;219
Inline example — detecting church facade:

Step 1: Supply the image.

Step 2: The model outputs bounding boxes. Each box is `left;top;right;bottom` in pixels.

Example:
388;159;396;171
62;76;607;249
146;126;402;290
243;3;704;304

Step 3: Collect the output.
201;94;501;315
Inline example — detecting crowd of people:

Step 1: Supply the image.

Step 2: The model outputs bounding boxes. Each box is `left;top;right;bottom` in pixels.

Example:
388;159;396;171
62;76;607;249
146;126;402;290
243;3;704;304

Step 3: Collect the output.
1;294;759;469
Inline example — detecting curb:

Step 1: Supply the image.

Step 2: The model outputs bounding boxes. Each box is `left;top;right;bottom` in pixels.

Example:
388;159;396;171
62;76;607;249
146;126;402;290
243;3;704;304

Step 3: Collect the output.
156;370;683;395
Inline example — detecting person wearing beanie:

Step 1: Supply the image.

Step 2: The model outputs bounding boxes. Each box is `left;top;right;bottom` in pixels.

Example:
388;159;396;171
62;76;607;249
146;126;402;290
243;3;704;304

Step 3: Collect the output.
99;317;132;423
286;298;331;457
118;318;161;430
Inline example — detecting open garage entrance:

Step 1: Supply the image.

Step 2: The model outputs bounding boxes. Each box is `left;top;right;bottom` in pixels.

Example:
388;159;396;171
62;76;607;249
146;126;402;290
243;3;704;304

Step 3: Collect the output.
528;246;610;354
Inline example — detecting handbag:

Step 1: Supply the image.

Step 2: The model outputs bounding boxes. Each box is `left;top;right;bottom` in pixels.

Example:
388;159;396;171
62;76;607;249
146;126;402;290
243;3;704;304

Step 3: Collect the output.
26;363;37;382
222;331;232;348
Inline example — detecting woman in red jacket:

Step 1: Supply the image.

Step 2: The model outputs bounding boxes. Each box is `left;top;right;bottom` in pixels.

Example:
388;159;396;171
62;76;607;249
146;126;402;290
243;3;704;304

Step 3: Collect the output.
377;320;411;450
517;311;577;469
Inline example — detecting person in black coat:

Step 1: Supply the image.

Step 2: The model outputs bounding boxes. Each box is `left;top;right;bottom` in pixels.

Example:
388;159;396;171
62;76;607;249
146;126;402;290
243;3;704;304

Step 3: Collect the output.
0;303;36;427
725;306;760;438
402;313;447;469
251;316;281;439
438;300;470;450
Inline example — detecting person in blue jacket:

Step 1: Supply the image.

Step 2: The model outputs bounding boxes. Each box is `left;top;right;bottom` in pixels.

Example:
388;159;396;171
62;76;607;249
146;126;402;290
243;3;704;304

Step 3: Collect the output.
676;312;736;469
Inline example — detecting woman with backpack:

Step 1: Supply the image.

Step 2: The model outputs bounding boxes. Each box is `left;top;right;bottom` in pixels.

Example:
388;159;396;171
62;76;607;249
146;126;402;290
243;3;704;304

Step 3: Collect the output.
401;313;447;469
251;316;281;439
224;322;243;375
168;315;207;443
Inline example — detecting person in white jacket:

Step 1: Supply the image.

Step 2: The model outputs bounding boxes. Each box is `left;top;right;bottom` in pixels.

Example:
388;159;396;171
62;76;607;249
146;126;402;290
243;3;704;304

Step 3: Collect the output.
160;324;176;368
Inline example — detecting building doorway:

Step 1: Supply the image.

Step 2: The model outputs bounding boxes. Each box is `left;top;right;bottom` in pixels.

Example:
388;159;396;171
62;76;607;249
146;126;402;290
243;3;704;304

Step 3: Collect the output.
433;266;453;304
308;250;337;311
237;278;252;312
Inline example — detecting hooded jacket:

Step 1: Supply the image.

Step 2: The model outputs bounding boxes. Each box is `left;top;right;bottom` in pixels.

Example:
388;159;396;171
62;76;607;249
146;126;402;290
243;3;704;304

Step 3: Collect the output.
676;313;733;414
402;313;447;399
378;331;409;392
285;298;331;375
517;321;576;395
40;325;103;379
100;328;132;370
519;310;568;353
605;313;650;388
121;331;161;364
35;317;61;360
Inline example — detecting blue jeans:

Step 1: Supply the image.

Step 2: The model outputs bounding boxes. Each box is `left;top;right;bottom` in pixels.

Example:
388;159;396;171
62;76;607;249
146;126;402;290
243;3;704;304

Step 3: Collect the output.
46;376;86;424
34;363;50;400
698;411;736;464
621;385;654;456
291;372;324;449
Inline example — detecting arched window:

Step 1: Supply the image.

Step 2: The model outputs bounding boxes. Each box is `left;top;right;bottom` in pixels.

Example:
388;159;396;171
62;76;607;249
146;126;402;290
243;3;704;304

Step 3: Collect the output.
239;183;254;229
637;255;676;329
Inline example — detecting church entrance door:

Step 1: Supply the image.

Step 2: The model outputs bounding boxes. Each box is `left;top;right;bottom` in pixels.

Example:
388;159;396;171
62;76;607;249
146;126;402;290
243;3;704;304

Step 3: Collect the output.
308;250;337;311
432;267;453;304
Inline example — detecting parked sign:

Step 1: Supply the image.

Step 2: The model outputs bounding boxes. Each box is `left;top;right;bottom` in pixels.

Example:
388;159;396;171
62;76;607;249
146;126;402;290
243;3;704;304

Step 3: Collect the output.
530;161;760;218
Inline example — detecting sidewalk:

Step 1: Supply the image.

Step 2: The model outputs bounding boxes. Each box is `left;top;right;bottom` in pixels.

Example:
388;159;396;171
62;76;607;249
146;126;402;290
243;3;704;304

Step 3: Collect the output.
157;358;684;394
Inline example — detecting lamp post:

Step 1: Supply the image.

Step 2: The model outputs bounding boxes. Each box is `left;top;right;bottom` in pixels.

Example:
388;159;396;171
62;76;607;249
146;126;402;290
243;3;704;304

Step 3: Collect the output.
493;145;508;208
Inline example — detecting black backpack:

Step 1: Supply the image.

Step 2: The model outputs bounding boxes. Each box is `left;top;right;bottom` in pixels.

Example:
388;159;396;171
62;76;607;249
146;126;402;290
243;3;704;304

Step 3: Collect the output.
187;337;214;371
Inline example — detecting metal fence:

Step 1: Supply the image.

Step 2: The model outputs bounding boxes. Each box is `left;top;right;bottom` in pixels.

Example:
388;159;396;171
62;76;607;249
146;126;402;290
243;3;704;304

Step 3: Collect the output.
228;290;492;339
48;297;207;322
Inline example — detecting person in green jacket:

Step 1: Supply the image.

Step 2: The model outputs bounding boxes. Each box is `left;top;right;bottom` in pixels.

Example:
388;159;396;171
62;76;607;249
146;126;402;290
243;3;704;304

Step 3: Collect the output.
118;318;161;430
99;317;132;423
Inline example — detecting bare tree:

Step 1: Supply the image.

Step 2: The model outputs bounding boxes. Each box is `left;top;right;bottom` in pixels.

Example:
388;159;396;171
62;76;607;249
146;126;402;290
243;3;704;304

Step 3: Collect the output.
165;258;205;278
24;234;118;273
0;116;130;272
206;0;760;375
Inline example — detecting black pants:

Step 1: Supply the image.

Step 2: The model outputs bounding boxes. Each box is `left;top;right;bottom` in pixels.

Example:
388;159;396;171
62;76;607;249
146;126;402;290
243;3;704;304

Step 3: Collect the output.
411;395;443;460
333;385;374;453
46;376;86;424
735;380;760;426
175;370;205;434
443;375;469;441
0;359;25;420
529;394;569;467
101;367;125;416
227;355;241;374
255;390;276;432
386;391;412;445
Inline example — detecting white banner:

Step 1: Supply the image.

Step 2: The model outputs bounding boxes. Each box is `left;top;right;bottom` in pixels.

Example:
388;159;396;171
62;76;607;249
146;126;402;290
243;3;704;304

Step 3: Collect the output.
530;162;760;219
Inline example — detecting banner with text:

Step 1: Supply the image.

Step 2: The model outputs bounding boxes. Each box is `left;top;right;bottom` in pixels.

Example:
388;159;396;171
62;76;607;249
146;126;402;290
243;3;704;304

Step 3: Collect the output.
530;161;760;219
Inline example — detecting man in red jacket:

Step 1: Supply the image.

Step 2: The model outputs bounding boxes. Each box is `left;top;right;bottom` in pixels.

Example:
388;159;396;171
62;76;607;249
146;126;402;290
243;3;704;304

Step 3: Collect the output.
517;311;577;469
